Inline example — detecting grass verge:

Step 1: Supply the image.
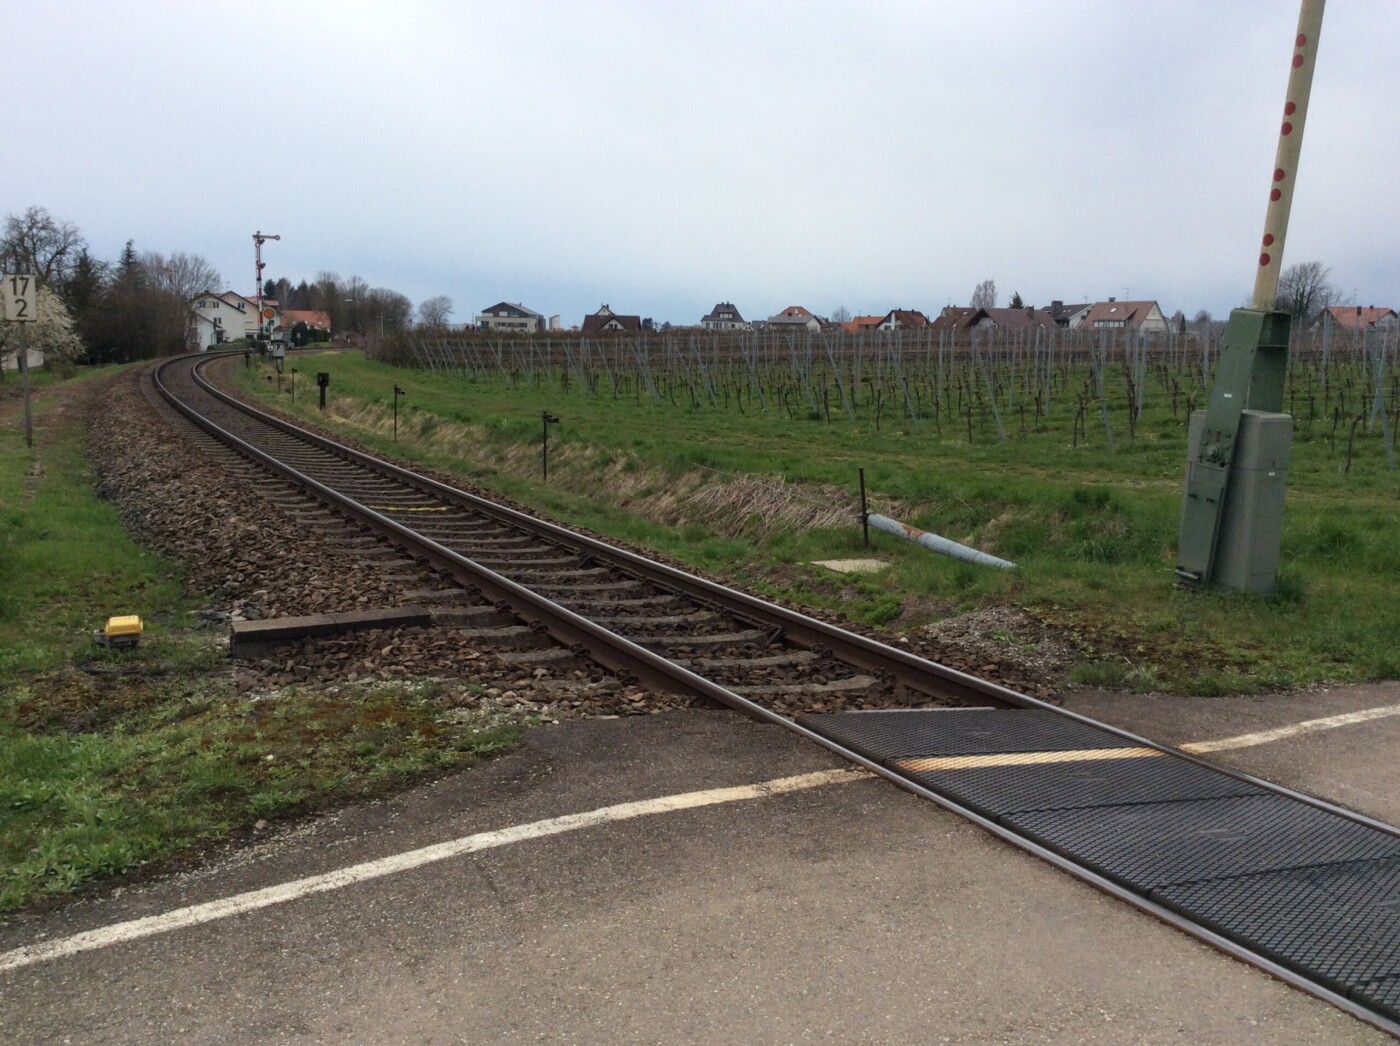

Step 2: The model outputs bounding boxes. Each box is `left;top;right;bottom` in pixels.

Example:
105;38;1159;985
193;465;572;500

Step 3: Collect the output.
232;350;1400;695
1;372;523;913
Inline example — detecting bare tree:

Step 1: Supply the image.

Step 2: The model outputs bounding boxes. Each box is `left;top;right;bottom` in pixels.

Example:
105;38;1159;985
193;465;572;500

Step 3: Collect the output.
2;206;85;288
970;279;997;309
140;250;222;301
831;305;852;323
1273;261;1337;326
365;287;412;335
417;294;454;328
343;275;371;333
138;250;223;355
1193;309;1212;327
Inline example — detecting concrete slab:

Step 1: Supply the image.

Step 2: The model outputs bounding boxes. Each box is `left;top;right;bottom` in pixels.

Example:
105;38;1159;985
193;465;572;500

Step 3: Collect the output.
811;558;888;574
0;710;1385;1044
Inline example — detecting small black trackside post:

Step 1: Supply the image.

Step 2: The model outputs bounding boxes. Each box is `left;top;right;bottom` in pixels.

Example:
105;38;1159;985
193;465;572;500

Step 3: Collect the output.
859;467;869;549
542;411;560;480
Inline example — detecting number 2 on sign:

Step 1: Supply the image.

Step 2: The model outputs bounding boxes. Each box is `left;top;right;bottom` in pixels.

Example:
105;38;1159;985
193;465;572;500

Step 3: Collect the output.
3;274;36;322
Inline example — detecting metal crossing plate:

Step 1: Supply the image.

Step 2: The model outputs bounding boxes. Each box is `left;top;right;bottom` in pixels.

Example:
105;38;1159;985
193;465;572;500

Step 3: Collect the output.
1356;976;1400;1023
1155;857;1400;1013
893;753;1266;822
798;708;1139;763
1004;794;1400;893
797;704;1400;1027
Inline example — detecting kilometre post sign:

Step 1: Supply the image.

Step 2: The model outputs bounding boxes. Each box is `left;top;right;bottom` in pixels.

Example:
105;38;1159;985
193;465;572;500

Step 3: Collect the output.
2;273;38;322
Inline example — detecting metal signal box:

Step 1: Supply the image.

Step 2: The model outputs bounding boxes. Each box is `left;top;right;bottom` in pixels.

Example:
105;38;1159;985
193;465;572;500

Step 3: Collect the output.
1176;308;1292;594
1184;409;1292;595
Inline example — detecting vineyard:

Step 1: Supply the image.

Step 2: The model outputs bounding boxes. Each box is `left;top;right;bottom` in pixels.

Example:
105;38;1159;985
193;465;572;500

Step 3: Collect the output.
378;323;1398;469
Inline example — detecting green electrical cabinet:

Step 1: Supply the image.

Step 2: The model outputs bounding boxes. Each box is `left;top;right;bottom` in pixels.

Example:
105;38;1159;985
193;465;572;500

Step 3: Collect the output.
1176;308;1292;596
1184;409;1292;595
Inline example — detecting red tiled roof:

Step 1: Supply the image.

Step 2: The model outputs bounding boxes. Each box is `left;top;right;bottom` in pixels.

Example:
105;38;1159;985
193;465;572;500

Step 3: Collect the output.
978;307;1058;331
931;307;979;331
1324;305;1397;330
881;309;929;328
280;309;332;330
841;315;883;333
1078;300;1161;328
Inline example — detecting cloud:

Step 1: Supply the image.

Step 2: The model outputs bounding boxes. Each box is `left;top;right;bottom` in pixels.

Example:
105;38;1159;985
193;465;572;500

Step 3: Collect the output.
3;0;1393;324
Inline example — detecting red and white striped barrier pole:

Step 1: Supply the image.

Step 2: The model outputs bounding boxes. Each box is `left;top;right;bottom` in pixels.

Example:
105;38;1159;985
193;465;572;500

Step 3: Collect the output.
1252;0;1326;311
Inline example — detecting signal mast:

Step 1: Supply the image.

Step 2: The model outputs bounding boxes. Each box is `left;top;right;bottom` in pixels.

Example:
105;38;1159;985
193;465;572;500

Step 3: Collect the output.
253;230;281;344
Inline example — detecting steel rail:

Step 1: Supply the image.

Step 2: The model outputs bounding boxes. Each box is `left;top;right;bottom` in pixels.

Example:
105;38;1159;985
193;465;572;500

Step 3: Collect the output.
156;353;1400;1036
170;351;1400;840
183;355;1020;707
174;353;1400;837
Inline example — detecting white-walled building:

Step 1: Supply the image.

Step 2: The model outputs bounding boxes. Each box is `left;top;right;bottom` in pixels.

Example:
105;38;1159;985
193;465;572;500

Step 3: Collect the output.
188;291;280;348
1078;299;1168;332
701;302;749;330
476;302;546;332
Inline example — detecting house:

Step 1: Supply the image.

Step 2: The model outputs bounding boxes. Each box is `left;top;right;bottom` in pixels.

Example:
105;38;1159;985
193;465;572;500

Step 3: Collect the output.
973;307;1058;331
475;302;545;333
1321;306;1398;333
840;315;883;334
279;309;333;344
1044;300;1092;328
581;304;643;334
188;290;279;349
930;305;1055;333
876;308;930;331
701;302;748;330
767;305;821;332
931;306;979;332
1078;299;1168;333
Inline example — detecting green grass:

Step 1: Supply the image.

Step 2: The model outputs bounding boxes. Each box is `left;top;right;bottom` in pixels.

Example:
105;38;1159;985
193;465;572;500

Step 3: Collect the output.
1;374;523;912
233;349;1400;695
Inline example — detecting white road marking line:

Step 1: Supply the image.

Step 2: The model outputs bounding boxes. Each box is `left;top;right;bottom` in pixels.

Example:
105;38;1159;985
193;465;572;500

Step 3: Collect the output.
1181;702;1400;754
0;768;866;974
9;701;1399;974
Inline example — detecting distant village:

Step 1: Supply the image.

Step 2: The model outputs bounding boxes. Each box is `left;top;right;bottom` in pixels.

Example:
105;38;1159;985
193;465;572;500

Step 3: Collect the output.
186;293;1400;352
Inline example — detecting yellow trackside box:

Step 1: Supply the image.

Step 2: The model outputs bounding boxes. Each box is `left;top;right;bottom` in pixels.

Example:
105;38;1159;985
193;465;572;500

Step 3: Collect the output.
104;616;143;642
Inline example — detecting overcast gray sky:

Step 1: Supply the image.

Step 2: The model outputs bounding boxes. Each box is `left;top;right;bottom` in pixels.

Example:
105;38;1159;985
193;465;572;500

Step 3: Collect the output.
3;0;1395;326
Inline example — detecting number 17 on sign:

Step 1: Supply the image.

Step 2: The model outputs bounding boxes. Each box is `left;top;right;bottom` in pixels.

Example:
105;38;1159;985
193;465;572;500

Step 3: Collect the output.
2;273;37;323
3;273;38;449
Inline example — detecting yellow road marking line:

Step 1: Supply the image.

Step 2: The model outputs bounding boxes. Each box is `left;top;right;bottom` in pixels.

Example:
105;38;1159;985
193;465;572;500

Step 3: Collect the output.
891;702;1400;772
894;747;1163;772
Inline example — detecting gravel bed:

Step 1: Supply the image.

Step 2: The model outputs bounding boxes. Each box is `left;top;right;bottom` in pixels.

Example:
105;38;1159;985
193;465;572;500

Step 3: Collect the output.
88;366;678;719
88;361;1063;718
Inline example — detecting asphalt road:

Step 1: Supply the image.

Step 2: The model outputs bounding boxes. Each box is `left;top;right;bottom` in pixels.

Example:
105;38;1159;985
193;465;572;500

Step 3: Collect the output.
3;694;1397;1045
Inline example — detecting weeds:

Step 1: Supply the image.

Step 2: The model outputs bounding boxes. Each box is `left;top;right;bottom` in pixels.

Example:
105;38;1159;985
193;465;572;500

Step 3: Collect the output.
1;379;525;912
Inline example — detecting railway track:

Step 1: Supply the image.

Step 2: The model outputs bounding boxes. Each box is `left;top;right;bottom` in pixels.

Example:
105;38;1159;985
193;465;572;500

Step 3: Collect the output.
155;352;1026;717
153;351;1400;1037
